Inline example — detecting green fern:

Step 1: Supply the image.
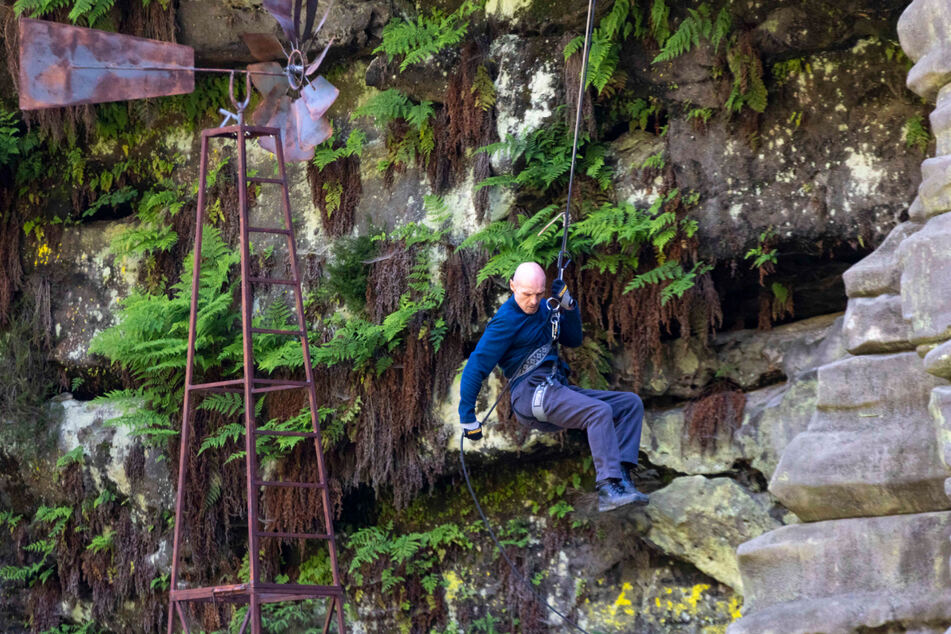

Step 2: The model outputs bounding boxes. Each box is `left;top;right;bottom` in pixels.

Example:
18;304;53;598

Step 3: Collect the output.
653;5;731;62
0;107;21;168
725;40;768;113
905;115;932;153
564;0;635;94
476;113;613;193
86;528;114;553
352;90;435;172
311;129;366;171
465;189;711;302
374;1;482;72
91;225;242;442
641;151;666;169
650;0;671;46
14;0;115;26
55;446;84;470
111;182;186;261
472;65;497;111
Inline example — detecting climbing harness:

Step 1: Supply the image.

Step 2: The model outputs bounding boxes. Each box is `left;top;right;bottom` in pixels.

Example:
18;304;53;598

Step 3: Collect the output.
459;0;599;631
530;374;556;422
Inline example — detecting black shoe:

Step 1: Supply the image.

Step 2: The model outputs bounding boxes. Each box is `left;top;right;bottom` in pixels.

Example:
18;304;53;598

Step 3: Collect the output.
618;470;650;506
597;478;649;512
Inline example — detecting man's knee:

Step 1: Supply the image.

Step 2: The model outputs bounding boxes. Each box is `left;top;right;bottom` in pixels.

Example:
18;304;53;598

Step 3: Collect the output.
586;401;614;426
620;392;643;416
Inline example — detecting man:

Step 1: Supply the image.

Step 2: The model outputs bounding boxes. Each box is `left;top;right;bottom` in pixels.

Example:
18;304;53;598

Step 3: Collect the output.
459;262;649;512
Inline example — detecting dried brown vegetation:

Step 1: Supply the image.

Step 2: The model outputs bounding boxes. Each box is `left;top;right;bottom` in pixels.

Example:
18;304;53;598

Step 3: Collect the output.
683;381;746;453
0;200;23;327
306;150;361;238
570;182;720;389
433;40;497;216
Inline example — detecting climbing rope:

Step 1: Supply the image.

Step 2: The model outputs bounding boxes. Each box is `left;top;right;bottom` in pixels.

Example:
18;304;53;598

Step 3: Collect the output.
459;436;592;634
459;0;599;631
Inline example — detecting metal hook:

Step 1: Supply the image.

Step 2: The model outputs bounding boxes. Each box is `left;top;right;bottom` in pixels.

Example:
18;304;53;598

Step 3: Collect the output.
228;70;252;124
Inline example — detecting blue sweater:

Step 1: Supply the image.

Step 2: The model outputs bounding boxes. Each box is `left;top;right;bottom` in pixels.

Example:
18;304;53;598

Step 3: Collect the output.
458;296;583;424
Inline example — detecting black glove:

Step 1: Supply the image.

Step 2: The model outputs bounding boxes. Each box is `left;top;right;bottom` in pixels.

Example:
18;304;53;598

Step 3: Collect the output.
462;422;483;441
551;279;574;310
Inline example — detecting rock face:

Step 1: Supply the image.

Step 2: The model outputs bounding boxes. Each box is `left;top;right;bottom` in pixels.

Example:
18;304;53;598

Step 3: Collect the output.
731;511;951;634
770;352;948;521
645;476;781;592
54;396;173;513
729;2;951;630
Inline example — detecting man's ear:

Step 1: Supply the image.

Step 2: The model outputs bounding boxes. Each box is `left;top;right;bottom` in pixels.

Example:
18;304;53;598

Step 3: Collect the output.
509;278;515;293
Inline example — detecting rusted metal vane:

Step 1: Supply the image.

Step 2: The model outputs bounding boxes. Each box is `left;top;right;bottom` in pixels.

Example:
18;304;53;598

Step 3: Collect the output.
18;18;194;109
17;0;338;160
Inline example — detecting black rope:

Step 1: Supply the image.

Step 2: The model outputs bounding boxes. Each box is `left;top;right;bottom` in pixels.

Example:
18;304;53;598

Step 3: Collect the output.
458;0;601;631
460;434;592;634
558;0;599;282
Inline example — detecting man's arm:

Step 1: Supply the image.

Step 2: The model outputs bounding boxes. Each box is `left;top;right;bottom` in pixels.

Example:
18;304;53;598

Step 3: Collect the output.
558;303;583;347
458;315;513;424
552;279;583;348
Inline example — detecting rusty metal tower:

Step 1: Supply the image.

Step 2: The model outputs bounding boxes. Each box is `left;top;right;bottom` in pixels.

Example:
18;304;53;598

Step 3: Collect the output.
167;120;346;633
16;2;347;631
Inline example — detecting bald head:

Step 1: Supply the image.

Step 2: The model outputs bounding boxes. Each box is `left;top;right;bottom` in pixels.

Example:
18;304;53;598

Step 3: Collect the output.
510;262;547;314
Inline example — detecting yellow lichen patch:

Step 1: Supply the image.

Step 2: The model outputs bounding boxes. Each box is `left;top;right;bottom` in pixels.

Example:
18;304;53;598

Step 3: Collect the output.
687;583;710;612
443;570;463;603
35;241;52;267
611;582;635;617
728;595;743;620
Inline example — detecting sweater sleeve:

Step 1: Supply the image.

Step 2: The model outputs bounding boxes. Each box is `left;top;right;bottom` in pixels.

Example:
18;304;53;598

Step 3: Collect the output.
458;314;513;424
558;303;583;348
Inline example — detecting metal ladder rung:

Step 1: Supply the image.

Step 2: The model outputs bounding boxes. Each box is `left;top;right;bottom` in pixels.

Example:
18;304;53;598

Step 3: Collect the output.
189;379;244;392
250;327;305;336
251;379;311;394
255;531;331;540
253;430;319;438
248;177;284;184
256;480;326;489
248;277;299;285
248;226;292;235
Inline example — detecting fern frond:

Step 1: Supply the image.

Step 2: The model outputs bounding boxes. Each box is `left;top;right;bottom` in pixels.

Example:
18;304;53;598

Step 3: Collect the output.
712;7;732;52
650;0;670;45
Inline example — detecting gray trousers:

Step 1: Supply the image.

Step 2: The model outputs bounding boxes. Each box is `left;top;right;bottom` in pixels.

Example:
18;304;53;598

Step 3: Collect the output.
510;366;644;482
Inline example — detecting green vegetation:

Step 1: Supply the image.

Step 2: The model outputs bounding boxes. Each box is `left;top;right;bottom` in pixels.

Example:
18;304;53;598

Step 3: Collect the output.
347;521;470;604
263;197;452;376
652;3;732;63
373;0;483;72
89;225;241;441
311;130;366;171
564;0;640;95
14;0;122;26
562;0;764;114
0;107;21;167
0;505;72;586
905;114;932;154
772;58;811;87
477;110;613;193
469;156;708;304
352;89;436;173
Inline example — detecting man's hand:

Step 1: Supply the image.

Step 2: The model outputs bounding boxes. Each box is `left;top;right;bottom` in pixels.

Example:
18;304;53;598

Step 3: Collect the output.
551;279;575;310
462;421;483;441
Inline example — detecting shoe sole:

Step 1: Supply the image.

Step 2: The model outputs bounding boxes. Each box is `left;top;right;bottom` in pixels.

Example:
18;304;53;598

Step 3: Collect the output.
598;495;649;512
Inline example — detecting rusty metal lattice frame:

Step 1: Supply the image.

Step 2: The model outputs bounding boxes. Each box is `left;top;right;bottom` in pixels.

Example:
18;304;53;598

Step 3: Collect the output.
167;124;345;634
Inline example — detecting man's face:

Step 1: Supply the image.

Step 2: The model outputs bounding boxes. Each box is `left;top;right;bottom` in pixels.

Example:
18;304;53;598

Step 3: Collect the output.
510;274;546;314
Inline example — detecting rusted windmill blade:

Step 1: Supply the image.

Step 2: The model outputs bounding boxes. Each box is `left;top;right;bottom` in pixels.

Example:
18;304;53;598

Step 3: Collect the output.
17;17;195;110
16;0;339;161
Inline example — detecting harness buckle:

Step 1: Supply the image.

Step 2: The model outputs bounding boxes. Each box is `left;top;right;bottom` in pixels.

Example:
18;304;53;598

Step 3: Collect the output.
531;375;556;422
